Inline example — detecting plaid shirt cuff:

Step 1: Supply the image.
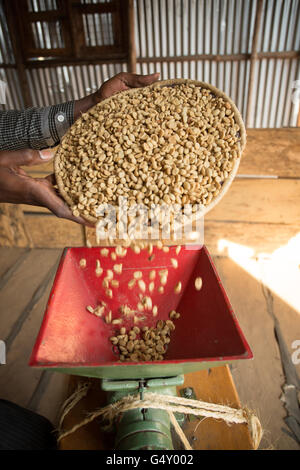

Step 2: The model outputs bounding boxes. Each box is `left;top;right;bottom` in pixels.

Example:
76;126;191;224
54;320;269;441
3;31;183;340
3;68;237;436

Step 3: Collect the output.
0;101;75;151
41;101;75;148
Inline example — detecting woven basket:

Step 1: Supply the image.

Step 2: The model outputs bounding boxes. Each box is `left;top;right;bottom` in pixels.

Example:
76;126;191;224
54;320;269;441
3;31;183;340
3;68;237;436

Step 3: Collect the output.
54;78;246;226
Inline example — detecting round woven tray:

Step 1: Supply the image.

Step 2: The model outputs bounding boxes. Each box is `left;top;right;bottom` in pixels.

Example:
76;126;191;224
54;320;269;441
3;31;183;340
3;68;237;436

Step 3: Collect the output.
54;78;246;225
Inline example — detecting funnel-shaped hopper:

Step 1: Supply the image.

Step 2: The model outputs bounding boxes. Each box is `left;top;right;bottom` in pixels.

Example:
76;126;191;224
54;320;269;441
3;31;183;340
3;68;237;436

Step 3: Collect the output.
29;246;252;379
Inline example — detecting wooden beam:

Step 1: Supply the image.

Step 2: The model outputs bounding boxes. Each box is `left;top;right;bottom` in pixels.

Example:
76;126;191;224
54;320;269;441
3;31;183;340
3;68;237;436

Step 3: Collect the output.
246;0;264;128
128;0;136;73
26;11;68;21
6;51;296;71
23;55;128;69
136;50;299;64
256;51;299;59
0;63;17;69
66;0;85;58
72;2;117;14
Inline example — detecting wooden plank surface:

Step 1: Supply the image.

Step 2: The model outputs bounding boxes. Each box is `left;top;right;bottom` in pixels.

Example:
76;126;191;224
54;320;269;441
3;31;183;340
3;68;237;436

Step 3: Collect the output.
84;220;300;256
0;249;60;341
0;278;55;407
21;177;300;224
16;128;300;250
16;176;300;252
32;371;70;425
21;205;51;214
0;203;32;247
82;177;300;253
207;179;300;224
272;293;300;378
204;221;300;256
23;129;300;179
0;248;297;448
177;367;254;450
239;128;300;177
213;256;300;450
0;249;64;421
0;248;28;278
24;215;85;247
0;127;297;448
59;366;254;450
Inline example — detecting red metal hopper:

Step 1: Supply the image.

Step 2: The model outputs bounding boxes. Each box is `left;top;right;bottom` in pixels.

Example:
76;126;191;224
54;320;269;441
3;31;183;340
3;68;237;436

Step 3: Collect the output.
29;245;252;379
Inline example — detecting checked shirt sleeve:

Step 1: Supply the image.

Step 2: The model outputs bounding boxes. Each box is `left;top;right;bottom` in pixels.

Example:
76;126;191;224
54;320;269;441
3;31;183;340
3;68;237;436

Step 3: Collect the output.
0;101;75;151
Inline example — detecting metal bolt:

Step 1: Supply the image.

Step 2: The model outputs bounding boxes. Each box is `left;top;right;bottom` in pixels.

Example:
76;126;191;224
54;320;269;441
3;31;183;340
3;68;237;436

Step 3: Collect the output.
183;387;194;398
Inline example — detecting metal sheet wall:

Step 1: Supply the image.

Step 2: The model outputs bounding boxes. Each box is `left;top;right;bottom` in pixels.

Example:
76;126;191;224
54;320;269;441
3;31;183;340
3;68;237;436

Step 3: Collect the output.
135;0;300;128
135;0;256;57
0;0;299;128
26;62;128;107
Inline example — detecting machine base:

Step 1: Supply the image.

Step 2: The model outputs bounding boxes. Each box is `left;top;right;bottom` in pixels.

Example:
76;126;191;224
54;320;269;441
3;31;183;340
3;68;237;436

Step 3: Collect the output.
102;375;185;450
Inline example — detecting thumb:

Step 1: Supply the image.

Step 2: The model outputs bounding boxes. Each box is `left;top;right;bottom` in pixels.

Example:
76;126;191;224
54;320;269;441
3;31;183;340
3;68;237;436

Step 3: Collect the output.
0;148;55;167
122;72;160;88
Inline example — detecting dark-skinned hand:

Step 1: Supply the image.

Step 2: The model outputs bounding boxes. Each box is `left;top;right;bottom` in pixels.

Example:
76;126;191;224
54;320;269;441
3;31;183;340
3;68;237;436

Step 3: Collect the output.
0;72;160;225
0;149;91;225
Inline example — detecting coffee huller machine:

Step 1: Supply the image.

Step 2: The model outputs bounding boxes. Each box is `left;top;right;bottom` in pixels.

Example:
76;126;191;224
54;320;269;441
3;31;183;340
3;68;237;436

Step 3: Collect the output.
30;243;252;449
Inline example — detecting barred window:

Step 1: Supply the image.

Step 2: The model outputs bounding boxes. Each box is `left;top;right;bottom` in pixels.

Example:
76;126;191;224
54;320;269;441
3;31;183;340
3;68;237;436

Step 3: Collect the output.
9;0;129;62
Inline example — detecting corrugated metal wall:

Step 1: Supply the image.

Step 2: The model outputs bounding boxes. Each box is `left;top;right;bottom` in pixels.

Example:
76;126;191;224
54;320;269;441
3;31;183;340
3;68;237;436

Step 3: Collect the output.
0;1;25;109
26;63;128;107
134;0;300;128
252;0;300;127
0;0;299;128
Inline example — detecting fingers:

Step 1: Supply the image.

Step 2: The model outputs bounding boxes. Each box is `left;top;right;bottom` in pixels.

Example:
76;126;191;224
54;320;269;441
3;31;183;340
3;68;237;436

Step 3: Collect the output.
118;72;160;88
51;200;92;226
45;173;56;185
95;71;161;103
0;166;32;204
0;148;54;168
30;176;94;227
39;149;55;162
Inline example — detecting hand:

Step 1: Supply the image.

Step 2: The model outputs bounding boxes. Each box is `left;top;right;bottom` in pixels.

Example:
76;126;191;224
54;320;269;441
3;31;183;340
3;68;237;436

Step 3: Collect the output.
0;149;91;226
74;72;160;119
93;71;160;102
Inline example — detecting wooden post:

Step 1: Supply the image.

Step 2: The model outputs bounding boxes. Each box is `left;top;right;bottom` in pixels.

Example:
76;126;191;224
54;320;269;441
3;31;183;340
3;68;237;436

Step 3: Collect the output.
66;0;85;59
128;0;136;73
246;0;264;128
3;0;32;108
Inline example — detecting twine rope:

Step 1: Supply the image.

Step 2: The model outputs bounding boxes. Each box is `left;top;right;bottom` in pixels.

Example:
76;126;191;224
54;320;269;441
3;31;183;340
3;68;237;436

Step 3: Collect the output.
57;385;262;449
58;381;91;432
